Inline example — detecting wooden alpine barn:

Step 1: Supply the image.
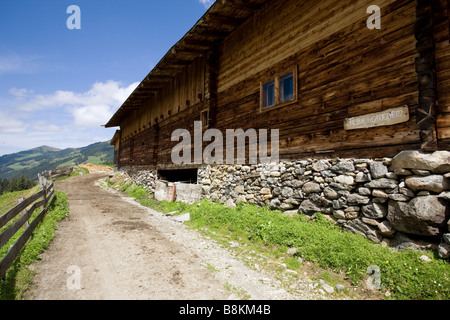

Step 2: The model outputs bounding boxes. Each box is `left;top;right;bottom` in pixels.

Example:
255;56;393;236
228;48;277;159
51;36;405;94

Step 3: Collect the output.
105;0;450;250
105;0;450;171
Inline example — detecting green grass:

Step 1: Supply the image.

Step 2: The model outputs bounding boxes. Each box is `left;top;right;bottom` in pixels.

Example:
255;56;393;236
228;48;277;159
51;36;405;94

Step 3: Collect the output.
115;180;449;300
0;190;69;300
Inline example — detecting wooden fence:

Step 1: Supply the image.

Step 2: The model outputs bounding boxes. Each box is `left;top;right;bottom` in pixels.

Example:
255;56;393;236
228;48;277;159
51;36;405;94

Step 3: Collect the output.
0;174;55;279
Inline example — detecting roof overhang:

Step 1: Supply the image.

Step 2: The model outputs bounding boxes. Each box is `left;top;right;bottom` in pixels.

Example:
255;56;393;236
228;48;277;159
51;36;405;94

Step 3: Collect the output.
104;0;268;128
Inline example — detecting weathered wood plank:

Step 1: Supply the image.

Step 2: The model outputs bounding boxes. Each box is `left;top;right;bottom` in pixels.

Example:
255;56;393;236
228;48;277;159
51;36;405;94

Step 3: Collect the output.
0;191;55;279
0;190;44;230
0;199;45;249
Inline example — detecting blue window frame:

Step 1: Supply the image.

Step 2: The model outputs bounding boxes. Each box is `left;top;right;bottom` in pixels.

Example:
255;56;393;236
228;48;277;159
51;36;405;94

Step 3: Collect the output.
262;80;275;108
280;72;294;103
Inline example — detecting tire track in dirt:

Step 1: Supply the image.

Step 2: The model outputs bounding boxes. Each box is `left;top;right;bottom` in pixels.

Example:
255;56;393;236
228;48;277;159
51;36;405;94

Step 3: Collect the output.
25;172;229;300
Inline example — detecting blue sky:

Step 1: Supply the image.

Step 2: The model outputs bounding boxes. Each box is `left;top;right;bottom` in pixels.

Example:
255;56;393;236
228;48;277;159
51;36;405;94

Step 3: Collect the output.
0;0;213;155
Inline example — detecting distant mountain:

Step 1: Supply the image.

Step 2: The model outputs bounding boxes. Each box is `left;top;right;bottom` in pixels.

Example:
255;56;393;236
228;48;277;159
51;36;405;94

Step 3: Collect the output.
0;141;114;181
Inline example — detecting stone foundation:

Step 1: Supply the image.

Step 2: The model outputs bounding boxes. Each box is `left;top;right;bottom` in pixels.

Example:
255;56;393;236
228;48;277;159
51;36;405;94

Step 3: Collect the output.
124;150;450;258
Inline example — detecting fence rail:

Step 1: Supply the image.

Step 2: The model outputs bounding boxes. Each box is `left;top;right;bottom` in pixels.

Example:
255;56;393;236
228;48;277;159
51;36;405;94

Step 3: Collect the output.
0;174;55;279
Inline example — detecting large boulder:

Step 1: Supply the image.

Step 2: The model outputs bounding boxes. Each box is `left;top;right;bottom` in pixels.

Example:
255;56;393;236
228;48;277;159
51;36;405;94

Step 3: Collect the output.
342;219;382;243
405;175;449;193
387;196;448;236
390;150;450;174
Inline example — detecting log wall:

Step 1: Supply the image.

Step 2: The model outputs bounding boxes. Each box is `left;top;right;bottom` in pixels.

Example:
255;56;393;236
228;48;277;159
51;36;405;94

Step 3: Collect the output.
216;0;422;159
435;0;450;147
117;0;449;169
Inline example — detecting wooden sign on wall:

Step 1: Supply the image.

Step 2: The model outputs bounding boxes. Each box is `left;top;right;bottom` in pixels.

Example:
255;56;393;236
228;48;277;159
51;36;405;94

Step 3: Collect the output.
344;106;410;131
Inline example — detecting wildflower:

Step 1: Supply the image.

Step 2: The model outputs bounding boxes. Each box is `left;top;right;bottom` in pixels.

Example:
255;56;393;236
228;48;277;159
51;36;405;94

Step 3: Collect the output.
385;260;389;264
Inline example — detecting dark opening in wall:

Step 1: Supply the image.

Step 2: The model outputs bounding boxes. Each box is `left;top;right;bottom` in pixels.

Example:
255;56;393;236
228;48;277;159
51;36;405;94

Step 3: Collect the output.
158;168;198;184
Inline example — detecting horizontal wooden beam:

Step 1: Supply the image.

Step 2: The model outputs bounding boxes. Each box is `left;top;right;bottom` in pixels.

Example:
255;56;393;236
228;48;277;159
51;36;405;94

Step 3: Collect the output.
205;13;245;27
221;0;263;12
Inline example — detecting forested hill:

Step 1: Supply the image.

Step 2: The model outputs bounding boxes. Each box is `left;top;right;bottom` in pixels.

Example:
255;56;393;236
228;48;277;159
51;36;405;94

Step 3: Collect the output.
0;141;114;181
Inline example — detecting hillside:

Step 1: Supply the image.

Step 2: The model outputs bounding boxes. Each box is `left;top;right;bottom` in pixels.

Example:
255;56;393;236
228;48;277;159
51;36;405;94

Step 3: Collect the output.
0;141;114;181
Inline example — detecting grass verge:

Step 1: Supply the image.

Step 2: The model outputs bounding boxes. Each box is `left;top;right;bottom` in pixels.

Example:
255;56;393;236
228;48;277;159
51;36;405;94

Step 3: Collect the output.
106;179;450;300
0;190;69;300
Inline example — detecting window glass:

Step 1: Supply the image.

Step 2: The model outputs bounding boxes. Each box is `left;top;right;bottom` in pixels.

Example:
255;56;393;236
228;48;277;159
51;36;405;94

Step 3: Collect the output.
263;81;275;108
280;73;294;102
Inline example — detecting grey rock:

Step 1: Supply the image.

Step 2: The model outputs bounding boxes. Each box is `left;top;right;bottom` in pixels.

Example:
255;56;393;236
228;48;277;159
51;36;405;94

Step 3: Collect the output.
225;199;237;208
388;193;411;201
336;284;345;292
286;247;298;256
333;210;346;219
281;187;294;198
334;175;355;185
299;200;321;215
412;169;431;176
438;243;450;259
310;193;332;208
399;187;415;198
302;182;321;194
419;255;432;262
394;168;413;176
390;150;450;173
369;161;388;179
280;202;295;210
355;172;370;183
438;191;450;201
347;194;370;205
320;170;336;178
342;219;382;243
358;187;371;196
269;198;281;209
390;232;438;251
361;217;380;226
387;196;448;236
443;233;450;245
372;189;388;198
331;161;355;174
312;160;331;172
365;178;398;189
405;175;449;193
234;185;245;194
378;220;396;237
171;212;190;222
323;187;340;200
362;203;387;219
329;182;354;191
319;280;335;294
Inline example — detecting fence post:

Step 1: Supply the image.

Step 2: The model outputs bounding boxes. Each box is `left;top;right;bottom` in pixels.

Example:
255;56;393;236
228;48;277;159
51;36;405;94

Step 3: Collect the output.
38;173;47;212
18;197;29;230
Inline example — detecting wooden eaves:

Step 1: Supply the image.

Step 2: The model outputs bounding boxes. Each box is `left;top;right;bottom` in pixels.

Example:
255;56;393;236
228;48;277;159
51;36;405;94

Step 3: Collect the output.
104;0;268;128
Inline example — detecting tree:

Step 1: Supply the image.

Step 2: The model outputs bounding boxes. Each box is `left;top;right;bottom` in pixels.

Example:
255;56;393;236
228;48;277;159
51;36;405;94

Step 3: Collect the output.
18;175;28;191
8;177;18;192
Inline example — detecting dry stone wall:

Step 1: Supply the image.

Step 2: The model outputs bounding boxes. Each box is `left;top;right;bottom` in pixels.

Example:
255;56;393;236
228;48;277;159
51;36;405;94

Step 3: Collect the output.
198;150;450;258
125;150;450;259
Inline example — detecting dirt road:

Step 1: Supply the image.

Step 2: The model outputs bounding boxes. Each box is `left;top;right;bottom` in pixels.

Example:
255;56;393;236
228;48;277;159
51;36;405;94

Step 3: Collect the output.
25;172;325;300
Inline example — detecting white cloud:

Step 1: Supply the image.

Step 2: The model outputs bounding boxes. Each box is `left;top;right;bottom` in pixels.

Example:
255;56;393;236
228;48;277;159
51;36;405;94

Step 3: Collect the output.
0;111;27;133
0;55;40;75
198;0;214;8
0;80;139;155
12;80;139;127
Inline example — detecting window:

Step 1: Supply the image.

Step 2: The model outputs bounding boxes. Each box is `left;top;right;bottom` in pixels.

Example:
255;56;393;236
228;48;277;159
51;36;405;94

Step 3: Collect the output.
280;72;294;103
201;109;209;128
262;81;275;108
260;67;297;111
